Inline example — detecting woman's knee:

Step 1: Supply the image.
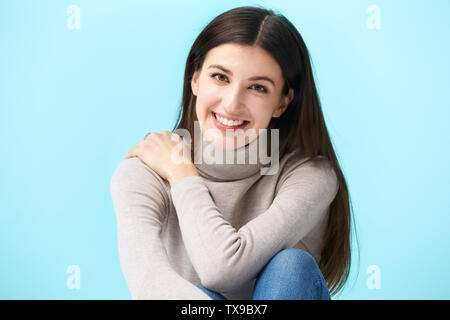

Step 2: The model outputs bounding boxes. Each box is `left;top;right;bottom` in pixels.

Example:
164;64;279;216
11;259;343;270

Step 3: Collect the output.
257;248;323;285
268;248;319;273
254;248;330;300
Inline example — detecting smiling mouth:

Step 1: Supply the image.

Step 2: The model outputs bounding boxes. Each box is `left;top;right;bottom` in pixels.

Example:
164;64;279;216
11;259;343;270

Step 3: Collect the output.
212;112;250;128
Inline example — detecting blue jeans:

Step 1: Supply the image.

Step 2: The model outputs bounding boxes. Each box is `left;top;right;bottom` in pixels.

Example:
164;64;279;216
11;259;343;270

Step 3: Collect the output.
198;248;331;300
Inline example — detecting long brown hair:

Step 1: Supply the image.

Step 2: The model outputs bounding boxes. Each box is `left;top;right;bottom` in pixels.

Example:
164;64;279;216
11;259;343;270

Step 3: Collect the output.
171;5;359;297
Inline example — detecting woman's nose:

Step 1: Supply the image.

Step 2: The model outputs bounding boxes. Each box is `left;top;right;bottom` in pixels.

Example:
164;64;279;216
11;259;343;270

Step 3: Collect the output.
222;86;246;115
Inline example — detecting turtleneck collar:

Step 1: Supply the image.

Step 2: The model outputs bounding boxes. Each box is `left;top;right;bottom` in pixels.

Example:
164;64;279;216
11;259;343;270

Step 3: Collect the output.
191;129;279;182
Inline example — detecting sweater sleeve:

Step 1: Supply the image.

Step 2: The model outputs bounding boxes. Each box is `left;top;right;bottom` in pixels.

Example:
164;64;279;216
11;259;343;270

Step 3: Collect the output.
110;157;212;300
169;157;339;293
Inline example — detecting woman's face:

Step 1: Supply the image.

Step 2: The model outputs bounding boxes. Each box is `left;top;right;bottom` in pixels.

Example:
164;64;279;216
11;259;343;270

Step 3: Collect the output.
191;43;294;150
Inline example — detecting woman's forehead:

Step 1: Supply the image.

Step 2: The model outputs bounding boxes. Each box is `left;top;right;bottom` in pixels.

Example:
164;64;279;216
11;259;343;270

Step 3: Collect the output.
203;43;283;82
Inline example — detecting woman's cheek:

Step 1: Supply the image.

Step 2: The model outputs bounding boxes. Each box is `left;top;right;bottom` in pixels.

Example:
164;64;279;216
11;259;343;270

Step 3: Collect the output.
204;83;221;97
201;87;221;109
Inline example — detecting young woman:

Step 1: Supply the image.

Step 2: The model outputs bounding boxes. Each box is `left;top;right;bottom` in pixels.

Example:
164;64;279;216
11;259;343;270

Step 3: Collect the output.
111;5;357;300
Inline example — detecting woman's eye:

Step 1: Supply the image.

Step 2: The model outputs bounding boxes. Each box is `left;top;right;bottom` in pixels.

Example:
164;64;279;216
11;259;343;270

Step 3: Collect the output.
210;73;267;93
251;84;268;93
211;73;228;82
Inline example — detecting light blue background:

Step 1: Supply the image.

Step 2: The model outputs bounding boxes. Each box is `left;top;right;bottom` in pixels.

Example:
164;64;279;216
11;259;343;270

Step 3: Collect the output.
1;0;449;299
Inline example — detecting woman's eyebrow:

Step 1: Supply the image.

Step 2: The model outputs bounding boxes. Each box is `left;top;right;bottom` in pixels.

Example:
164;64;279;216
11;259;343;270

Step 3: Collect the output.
207;64;275;87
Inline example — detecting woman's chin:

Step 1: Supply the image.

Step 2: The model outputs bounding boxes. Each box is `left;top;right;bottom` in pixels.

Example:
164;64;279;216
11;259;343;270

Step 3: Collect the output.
211;135;251;151
201;121;256;151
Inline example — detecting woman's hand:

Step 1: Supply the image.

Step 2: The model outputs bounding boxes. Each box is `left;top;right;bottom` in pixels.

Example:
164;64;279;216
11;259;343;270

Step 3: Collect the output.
125;130;199;185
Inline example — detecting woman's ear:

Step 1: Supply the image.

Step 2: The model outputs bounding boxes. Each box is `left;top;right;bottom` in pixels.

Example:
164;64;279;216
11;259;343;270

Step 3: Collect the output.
272;88;294;118
191;70;200;96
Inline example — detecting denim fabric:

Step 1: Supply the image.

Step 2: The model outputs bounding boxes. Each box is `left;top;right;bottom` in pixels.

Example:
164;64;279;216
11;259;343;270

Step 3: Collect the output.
198;248;331;300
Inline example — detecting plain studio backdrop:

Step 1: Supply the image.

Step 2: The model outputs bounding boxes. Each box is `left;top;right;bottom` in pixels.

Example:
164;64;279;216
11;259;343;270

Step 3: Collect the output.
1;0;449;299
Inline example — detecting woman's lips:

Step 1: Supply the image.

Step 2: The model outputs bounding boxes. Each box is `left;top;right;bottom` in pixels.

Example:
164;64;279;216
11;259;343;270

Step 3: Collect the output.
211;112;249;131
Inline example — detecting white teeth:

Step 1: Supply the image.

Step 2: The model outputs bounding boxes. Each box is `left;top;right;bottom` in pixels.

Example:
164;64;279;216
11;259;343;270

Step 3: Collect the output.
215;113;245;126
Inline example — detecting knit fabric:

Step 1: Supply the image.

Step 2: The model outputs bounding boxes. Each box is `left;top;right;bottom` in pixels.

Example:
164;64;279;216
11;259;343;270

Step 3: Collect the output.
110;133;339;299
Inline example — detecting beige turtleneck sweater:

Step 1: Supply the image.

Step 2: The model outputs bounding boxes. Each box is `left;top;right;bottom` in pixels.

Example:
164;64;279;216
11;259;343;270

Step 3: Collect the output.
110;132;339;300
